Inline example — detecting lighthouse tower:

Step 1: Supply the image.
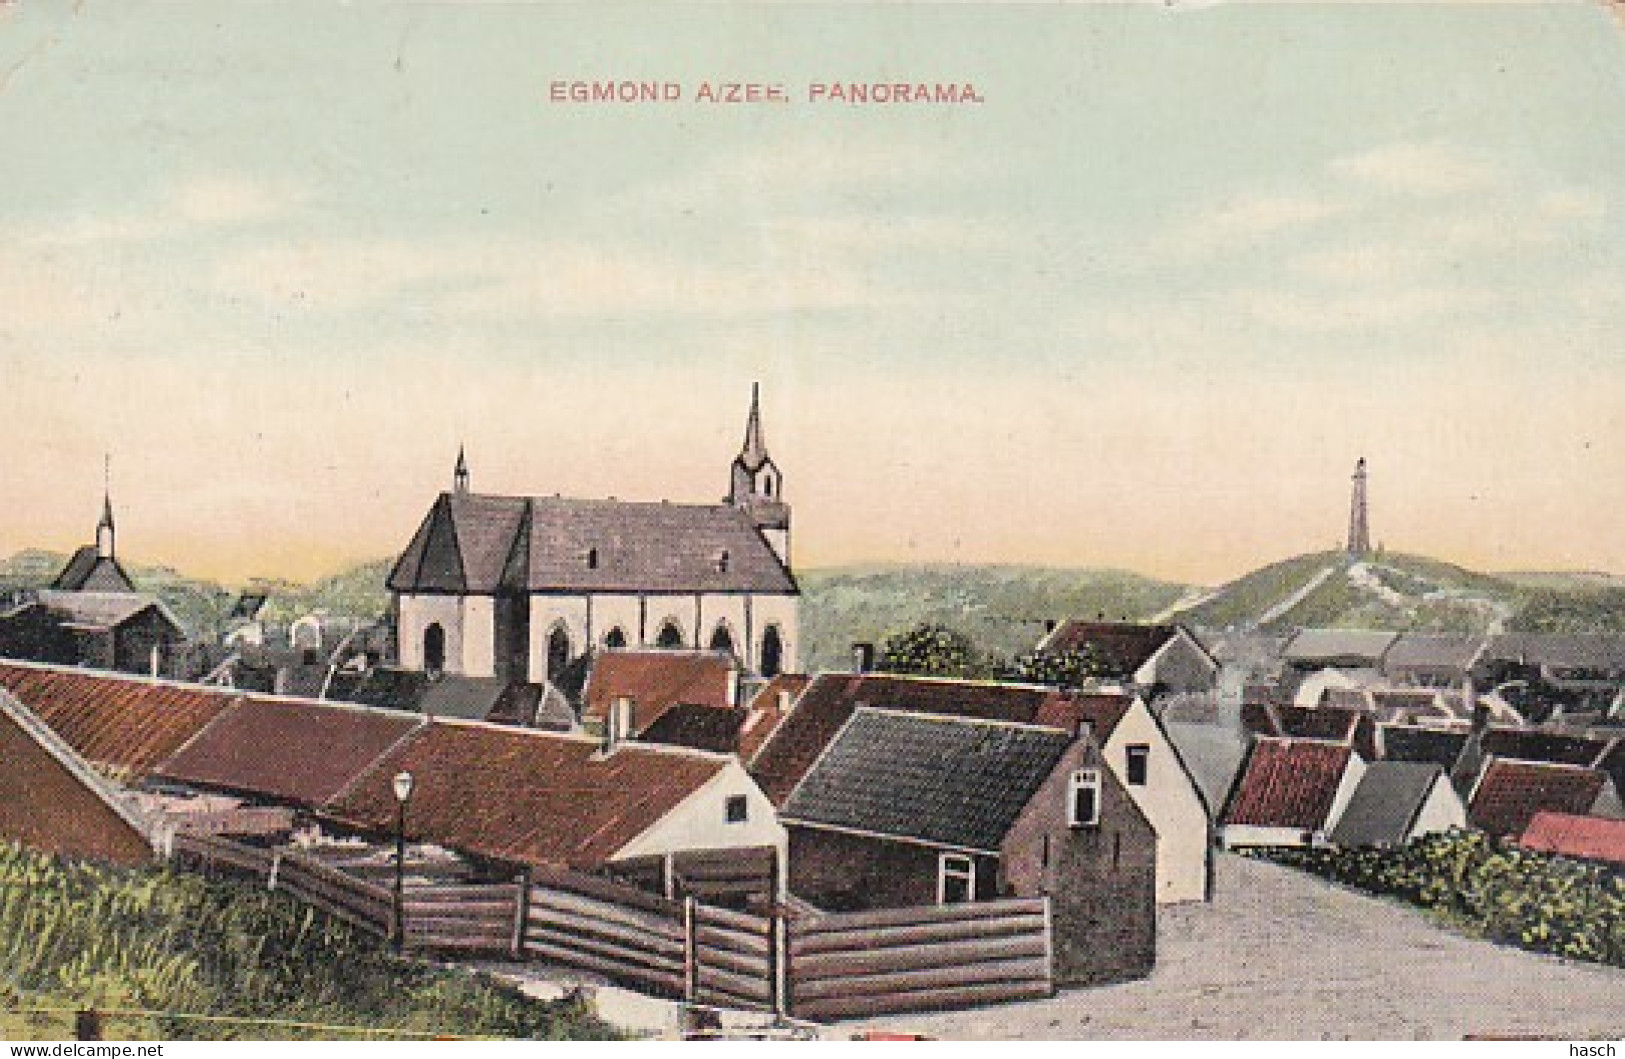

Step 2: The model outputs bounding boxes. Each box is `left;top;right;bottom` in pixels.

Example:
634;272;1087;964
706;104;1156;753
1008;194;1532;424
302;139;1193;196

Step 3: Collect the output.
1346;458;1371;557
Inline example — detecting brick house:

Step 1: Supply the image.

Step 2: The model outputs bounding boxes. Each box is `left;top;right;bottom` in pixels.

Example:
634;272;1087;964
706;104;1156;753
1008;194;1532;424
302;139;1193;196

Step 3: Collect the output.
780;707;1157;986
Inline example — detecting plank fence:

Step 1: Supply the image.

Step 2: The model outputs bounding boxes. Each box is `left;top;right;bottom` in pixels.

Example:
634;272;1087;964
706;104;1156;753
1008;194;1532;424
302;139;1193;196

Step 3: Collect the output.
786;897;1053;1021
167;835;1055;1022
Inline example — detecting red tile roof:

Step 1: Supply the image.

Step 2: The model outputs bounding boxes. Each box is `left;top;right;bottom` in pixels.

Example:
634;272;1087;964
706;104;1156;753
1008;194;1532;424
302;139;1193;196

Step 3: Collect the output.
156;697;423;808
0;662;235;777
1517;811;1625;866
1222;738;1354;831
748;673;1090;804
1468;759;1611;839
322;721;730;870
1038;621;1178;674
582;650;735;733
737;674;809;763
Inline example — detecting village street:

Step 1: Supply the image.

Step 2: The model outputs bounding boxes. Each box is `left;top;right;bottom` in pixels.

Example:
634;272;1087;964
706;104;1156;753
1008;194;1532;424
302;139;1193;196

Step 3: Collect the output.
843;853;1625;1041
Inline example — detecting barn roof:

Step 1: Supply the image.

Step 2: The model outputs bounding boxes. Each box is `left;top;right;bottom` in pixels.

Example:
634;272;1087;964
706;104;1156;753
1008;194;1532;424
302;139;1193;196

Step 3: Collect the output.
156;696;423;808
322;720;731;870
387;492;795;596
1037;621;1196;675
781;708;1074;854
0;661;234;777
1283;629;1398;665
1382;633;1485;672
1221;738;1353;832
1468;759;1611;838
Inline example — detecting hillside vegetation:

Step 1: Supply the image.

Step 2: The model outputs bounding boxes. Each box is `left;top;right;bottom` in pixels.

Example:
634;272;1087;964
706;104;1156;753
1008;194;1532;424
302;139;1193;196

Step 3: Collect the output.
0;843;613;1041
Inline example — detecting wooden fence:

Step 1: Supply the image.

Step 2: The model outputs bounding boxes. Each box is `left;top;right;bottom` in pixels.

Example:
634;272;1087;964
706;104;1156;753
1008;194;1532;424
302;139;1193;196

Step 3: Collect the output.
786;897;1053;1021
168;835;1055;1022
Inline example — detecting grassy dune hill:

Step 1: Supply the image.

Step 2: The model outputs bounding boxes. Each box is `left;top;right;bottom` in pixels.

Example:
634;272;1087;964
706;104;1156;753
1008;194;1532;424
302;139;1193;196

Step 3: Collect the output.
797;564;1191;672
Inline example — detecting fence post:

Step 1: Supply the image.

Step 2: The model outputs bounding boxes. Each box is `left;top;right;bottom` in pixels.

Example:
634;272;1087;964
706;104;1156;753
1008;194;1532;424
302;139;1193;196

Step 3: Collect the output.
267;849;282;892
1041;894;1056;996
768;848;787;1018
510;870;532;959
683;894;699;1003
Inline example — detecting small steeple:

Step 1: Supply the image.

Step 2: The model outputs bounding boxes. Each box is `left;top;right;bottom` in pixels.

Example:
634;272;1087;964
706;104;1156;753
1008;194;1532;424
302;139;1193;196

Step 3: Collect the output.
453;445;470;495
96;455;116;560
739;382;768;472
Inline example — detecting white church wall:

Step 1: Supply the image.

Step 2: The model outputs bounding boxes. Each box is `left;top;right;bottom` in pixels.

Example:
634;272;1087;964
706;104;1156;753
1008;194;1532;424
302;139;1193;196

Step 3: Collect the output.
461;595;495;678
398;594;464;673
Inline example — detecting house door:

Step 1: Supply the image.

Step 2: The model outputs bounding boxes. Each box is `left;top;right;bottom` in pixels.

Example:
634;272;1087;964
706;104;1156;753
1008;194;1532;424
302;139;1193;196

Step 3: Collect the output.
546;625;572;682
424;623;446;675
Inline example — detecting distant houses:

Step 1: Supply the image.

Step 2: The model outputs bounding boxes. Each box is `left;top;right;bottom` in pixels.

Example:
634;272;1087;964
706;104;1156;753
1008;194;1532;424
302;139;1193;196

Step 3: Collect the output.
1035;619;1218;697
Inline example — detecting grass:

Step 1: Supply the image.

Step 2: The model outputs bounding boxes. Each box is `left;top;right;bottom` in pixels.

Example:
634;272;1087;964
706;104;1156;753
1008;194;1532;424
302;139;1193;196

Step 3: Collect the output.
0;843;618;1041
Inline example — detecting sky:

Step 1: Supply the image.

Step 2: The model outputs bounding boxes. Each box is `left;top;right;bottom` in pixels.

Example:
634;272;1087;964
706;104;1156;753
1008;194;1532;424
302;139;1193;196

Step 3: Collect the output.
1;1;1622;587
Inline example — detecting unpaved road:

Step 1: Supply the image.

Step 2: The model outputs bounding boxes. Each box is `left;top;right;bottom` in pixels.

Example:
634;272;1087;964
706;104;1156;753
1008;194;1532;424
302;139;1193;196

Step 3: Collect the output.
844;853;1625;1040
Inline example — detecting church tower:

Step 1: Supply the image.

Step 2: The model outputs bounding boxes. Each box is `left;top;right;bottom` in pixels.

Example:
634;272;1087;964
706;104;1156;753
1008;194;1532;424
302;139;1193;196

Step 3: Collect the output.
1346;457;1371;557
728;384;791;565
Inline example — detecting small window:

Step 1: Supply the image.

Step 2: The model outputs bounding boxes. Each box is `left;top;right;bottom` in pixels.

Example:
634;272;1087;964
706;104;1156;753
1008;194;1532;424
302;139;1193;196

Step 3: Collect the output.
1068;769;1101;828
1126;744;1150;787
586;548;599;570
725;795;749;824
938;853;975;905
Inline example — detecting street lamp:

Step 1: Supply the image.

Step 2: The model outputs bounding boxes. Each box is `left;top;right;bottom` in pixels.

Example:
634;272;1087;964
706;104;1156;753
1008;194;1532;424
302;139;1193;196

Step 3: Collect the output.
391;770;414;953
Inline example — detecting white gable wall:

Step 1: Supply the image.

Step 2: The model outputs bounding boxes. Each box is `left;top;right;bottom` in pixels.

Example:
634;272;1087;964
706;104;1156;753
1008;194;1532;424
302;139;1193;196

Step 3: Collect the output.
1409;775;1468;840
611;760;787;882
1105;697;1212;903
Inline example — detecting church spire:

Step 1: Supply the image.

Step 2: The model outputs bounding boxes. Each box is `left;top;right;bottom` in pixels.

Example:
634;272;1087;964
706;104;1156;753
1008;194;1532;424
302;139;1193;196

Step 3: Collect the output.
96;455;116;560
739;382;768;471
453;445;470;495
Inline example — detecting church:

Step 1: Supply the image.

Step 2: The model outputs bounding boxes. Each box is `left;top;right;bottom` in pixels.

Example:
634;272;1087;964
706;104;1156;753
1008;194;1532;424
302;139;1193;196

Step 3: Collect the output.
386;388;799;687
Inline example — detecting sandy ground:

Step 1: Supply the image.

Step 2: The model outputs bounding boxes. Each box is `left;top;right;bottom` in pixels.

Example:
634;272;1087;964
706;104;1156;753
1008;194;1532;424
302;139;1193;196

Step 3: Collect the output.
841;853;1625;1041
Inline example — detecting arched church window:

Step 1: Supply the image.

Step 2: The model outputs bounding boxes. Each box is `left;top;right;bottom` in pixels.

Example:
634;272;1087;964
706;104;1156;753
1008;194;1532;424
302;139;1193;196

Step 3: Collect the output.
424;623;446;675
656;621;685;649
547;625;572;680
604;627;627;650
760;625;783;679
709;623;736;657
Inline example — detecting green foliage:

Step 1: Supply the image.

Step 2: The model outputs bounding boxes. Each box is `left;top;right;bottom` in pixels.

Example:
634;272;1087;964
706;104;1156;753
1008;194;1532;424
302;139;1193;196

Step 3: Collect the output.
1509;588;1625;635
877;623;998;679
1254;830;1625;967
0;843;616;1041
1009;645;1115;689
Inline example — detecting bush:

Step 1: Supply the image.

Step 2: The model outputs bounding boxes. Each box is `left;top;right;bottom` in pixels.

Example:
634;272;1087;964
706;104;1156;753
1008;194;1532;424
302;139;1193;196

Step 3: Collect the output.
1253;830;1625;966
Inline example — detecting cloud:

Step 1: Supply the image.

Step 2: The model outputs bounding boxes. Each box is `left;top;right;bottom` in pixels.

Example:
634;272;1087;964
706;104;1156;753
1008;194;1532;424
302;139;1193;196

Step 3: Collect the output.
22;174;306;249
1329;141;1495;196
1235;285;1494;333
1147;194;1343;262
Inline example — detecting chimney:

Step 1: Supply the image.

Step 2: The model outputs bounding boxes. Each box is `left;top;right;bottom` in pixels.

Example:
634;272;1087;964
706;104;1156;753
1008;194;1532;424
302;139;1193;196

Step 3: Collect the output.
852;642;876;674
605;695;634;752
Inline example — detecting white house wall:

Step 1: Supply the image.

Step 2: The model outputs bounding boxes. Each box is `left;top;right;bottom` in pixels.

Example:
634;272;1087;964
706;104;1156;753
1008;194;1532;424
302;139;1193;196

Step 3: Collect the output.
1106;698;1212;903
1325;756;1369;835
611;760;787;874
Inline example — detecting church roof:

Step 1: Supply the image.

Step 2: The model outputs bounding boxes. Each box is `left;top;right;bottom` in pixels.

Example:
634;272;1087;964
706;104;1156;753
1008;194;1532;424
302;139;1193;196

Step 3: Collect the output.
50;546;136;593
387;493;796;596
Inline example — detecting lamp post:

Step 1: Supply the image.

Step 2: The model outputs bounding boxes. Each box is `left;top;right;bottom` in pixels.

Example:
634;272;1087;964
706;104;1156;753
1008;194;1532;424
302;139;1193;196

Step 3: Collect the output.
391;770;414;953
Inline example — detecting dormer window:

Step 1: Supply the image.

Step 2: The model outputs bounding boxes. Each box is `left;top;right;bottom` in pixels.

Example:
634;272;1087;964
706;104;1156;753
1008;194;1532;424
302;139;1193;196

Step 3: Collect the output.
1068;768;1102;828
586;548;599;570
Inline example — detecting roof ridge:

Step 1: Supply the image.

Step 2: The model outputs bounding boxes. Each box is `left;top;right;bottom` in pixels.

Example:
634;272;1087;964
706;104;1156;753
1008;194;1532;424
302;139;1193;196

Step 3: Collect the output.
854;703;1074;736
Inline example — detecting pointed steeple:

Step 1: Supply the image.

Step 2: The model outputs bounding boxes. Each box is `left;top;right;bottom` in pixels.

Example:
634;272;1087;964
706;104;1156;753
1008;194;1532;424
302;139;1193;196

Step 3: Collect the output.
453;445;470;495
739;382;768;472
96;455;116;560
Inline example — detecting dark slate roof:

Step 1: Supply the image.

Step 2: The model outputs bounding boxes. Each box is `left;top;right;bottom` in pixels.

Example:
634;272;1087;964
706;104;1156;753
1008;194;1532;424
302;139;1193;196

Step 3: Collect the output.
1221;738;1353;831
749;673;1077;804
387;492;795;596
1036;621;1181;675
50;546;136;593
638;704;745;754
35;590;184;635
1329;762;1448;847
1485;634;1625;672
780;708;1073;853
1479;728;1610;768
1381;725;1470;771
416;675;513;721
